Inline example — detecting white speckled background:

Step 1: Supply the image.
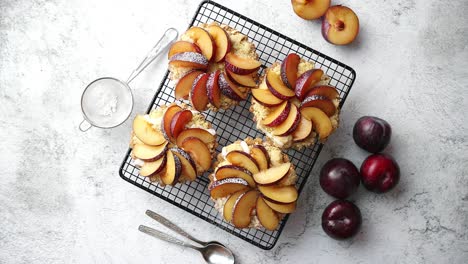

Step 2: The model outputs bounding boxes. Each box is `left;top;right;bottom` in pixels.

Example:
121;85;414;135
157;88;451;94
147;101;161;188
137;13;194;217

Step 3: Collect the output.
1;0;467;263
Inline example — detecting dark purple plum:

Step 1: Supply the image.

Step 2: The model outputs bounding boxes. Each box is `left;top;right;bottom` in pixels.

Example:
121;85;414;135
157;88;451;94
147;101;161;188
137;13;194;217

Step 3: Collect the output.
360;153;400;193
320;158;360;199
353;116;391;153
322;200;362;240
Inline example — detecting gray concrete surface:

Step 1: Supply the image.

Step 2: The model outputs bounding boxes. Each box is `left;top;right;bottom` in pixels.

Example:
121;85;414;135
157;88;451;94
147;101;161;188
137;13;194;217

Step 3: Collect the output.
1;0;467;263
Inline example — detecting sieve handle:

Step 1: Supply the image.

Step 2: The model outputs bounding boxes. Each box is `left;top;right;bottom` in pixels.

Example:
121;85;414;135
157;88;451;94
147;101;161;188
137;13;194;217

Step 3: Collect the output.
126;28;178;84
79;119;92;132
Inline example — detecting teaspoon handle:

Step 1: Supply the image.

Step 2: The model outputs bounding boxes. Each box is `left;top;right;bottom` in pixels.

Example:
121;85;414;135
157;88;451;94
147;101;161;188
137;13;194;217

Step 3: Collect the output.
146;210;205;246
138;225;199;251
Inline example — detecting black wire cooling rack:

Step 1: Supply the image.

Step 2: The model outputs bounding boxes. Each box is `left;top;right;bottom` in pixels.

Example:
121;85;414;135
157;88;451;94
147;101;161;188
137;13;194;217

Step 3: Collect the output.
119;0;356;250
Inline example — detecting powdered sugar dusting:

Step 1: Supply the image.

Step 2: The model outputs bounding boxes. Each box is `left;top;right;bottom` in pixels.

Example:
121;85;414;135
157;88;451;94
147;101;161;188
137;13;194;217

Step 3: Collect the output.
171;52;208;66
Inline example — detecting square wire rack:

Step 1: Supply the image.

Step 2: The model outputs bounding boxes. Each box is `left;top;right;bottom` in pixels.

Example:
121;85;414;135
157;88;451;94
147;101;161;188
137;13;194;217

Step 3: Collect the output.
119;0;356;250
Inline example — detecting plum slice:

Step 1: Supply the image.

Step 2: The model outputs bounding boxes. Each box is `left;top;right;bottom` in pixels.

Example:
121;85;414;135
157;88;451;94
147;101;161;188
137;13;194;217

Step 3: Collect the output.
171;147;197;181
306;85;339;100
263;198;297;214
300;107;333;140
207;24;231;62
292;115;313;142
251;88;284;107
175;71;203;100
161;105;182;142
218;72;247;101
261;101;291;127
181;137;212;171
160;150;182;185
271;105;301;136
301;95;336;116
169;52;208;70
139;154;167;177
258;185;298;203
176;128;215;146
132;142;168;162
170;110;193;139
231;190;259;228
223;190;247;222
225;52;261;75
226;69;257;87
215;165;256;187
280;53;301;89
225;150;260;174
168;41;201;59
190;73;209;112
256;197;280;230
253;163;291;185
184;27;215;61
250;145;270;171
266;70;295;100
295;69;323;101
207;70;222;108
133;115;166;146
209;177;250;199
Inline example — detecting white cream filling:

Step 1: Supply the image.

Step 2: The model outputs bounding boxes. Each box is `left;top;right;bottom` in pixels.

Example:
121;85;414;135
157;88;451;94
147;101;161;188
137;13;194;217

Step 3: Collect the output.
270;134;288;148
221;147;228;158
240;141;250;154
213;197;228;213
207;128;216;135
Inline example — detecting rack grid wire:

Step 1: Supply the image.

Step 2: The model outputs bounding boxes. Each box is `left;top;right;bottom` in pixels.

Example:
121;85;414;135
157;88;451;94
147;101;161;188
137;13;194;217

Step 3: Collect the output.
119;0;356;250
